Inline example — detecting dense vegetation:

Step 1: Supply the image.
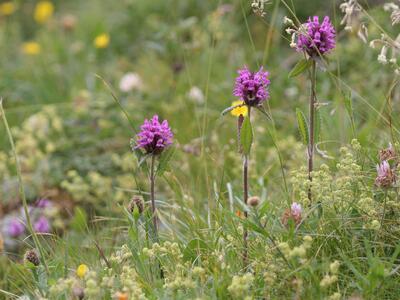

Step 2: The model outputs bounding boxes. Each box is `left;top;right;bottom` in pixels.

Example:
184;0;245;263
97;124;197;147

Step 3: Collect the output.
1;0;400;299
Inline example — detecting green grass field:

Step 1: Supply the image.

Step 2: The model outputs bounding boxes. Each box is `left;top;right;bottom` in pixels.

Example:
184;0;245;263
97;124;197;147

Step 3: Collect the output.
1;0;400;299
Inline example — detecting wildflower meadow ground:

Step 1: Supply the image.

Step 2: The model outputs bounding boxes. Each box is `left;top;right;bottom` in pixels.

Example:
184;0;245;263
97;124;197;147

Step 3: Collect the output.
1;0;400;299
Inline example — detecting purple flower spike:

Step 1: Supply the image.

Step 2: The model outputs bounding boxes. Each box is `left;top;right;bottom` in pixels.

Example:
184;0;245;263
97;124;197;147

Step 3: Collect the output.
297;16;336;57
135;115;173;155
233;67;270;107
7;218;25;237
34;216;51;233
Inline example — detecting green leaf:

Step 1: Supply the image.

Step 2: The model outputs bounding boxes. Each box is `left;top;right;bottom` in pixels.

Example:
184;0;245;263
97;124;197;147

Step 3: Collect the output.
343;93;353;117
289;59;312;78
296;108;309;145
131;139;149;168
255;106;272;121
70;207;88;232
240;116;253;155
183;238;209;262
37;266;48;293
157;146;175;176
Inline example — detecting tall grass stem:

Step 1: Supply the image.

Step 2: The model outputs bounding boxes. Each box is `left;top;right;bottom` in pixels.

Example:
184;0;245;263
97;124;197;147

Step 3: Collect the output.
0;100;49;274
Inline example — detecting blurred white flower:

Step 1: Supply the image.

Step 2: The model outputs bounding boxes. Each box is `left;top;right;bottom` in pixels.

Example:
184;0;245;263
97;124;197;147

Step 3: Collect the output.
187;86;204;104
119;72;143;92
377;45;388;64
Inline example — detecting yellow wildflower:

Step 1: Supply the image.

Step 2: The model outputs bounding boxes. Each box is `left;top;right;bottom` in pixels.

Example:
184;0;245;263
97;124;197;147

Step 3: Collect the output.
22;42;41;55
230;100;248;117
76;264;89;279
0;2;16;16
34;1;54;24
94;33;110;49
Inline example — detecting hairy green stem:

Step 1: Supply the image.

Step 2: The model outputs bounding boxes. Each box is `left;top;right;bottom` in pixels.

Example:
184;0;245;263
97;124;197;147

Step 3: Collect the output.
150;154;158;238
242;107;251;267
243;154;249;266
308;61;317;203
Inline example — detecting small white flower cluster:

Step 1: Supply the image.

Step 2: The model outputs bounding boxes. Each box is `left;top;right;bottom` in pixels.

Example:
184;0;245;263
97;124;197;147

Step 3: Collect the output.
370;34;400;74
119;72;143;93
84;271;101;299
163;274;196;292
340;0;400;74
49;277;78;297
340;0;362;31
284;16;302;49
142;241;183;260
363;219;381;230
119;266;147;299
227;273;254;299
278;235;313;263
384;2;400;25
251;0;269;17
187;86;204;104
109;244;132;264
320;260;340;289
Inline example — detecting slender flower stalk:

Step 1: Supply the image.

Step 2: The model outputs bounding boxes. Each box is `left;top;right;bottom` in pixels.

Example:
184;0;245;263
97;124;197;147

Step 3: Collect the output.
133;115;173;239
242;108;250;266
230;67;270;267
308;60;317;201
150;154;157;234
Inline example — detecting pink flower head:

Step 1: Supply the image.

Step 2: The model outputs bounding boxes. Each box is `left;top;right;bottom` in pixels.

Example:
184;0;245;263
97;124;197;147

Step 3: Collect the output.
135;115;173;155
36;199;51;208
7;218;25;237
34;216;51;233
375;160;396;188
281;202;302;227
296;16;336;57
291;202;302;218
233;67;270;107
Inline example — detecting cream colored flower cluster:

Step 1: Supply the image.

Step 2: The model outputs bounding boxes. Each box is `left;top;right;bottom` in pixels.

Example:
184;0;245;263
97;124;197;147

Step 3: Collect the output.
227;273;254;299
278;235;313;263
292;140;367;211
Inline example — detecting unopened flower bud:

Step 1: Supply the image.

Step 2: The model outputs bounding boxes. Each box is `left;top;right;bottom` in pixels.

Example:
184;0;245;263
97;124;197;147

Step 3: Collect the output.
24;249;40;266
72;284;85;300
62;14;77;31
283;16;294;25
248;196;260;207
129;196;144;216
